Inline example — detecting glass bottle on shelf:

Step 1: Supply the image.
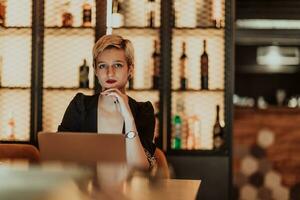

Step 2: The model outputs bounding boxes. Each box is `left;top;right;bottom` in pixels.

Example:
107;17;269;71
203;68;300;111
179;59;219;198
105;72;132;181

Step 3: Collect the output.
151;40;160;90
147;0;155;28
112;0;124;28
61;1;73;27
0;0;5;26
82;0;92;27
172;98;186;149
79;59;89;88
187;115;201;150
179;42;187;90
213;105;225;150
172;116;182;149
201;40;209;90
212;0;223;28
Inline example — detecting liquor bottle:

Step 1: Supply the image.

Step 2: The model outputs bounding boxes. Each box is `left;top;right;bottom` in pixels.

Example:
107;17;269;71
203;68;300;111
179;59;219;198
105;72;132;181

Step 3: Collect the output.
213;105;225;150
212;0;223;28
61;1;73;27
186;115;201;150
151;40;160;89
172;115;182;149
172;99;186;149
111;0;124;28
147;0;155;27
82;1;92;27
79;59;89;88
201;40;209;90
179;42;187;90
0;0;5;26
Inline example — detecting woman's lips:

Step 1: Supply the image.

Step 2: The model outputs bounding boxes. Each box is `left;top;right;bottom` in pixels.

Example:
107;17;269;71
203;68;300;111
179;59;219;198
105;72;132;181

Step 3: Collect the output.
106;79;117;84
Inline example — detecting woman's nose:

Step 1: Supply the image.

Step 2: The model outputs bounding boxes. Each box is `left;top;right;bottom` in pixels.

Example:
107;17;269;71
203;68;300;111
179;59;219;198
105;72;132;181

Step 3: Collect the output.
107;65;115;76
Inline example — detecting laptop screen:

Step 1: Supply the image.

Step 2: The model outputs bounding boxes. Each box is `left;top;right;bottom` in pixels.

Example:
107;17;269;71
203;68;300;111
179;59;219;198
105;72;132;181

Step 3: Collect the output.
38;132;126;164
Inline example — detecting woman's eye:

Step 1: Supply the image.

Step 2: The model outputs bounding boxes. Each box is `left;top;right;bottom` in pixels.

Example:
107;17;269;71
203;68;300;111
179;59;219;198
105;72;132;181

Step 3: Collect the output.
114;63;123;68
98;64;106;69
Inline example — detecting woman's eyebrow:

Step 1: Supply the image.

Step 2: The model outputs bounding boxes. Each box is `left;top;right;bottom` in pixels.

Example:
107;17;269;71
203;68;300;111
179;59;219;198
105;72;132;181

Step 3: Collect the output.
113;60;125;63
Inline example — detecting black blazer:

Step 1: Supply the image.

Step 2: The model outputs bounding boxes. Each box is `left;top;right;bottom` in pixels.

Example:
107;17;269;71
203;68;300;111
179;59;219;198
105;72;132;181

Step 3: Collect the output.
58;93;156;156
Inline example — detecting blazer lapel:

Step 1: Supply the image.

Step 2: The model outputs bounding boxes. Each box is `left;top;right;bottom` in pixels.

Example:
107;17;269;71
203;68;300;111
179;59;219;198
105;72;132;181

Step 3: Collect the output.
83;93;99;132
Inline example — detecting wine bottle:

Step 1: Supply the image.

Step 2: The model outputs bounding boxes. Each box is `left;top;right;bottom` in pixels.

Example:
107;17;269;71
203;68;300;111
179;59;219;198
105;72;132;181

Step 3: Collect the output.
179;42;187;90
0;0;5;26
61;1;73;27
79;59;89;88
201;40;209;90
147;0;155;27
152;40;160;89
213;105;225;149
82;1;92;27
112;0;124;28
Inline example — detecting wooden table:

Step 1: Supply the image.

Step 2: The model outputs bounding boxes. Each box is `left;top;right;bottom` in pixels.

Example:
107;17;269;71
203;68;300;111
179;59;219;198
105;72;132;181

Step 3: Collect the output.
0;162;201;200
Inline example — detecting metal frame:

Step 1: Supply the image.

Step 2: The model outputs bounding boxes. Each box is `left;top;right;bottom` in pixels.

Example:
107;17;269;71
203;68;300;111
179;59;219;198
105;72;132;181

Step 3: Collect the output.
225;0;235;199
30;0;44;146
94;0;107;94
159;0;173;151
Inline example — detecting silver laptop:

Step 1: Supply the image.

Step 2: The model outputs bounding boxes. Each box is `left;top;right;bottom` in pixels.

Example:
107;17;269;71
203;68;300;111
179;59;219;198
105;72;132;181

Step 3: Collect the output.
38;132;126;164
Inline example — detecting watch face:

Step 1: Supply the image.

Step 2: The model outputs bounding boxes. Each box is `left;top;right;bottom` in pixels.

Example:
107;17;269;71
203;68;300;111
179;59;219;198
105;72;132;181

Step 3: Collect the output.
126;131;136;139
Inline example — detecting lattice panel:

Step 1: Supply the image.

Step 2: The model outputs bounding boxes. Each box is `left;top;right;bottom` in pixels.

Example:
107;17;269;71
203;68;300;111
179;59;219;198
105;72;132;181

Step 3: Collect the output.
0;89;30;141
172;29;224;90
172;92;224;149
0;0;32;142
45;0;96;27
112;29;160;89
44;28;94;88
120;0;161;27
42;89;94;132
0;29;31;87
174;0;225;28
5;0;32;27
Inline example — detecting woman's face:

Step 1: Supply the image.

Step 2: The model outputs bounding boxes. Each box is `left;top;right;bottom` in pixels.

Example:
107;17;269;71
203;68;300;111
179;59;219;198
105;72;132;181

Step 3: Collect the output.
95;48;132;92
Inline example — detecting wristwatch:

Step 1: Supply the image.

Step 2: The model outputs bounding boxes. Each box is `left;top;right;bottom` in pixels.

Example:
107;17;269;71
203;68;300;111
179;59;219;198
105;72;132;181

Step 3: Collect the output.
125;131;137;139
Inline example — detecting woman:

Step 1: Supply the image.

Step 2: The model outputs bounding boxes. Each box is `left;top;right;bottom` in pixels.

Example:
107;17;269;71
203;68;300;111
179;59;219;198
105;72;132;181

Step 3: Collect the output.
58;34;156;169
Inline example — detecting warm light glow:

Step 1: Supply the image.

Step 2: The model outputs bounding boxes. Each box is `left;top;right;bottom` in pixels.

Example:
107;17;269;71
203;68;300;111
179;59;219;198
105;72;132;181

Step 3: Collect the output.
0;33;31;86
106;0;113;29
172;29;225;90
0;90;30;141
6;0;31;26
257;46;299;67
44;0;96;27
44;31;94;88
174;0;196;27
237;19;300;29
172;93;224;150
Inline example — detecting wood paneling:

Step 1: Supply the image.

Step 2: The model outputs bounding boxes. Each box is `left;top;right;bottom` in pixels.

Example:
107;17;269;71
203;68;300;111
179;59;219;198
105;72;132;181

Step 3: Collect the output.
234;106;300;187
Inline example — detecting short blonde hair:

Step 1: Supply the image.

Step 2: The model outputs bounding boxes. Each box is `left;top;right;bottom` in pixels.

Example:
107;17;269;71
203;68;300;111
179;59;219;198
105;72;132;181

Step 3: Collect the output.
93;34;134;67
